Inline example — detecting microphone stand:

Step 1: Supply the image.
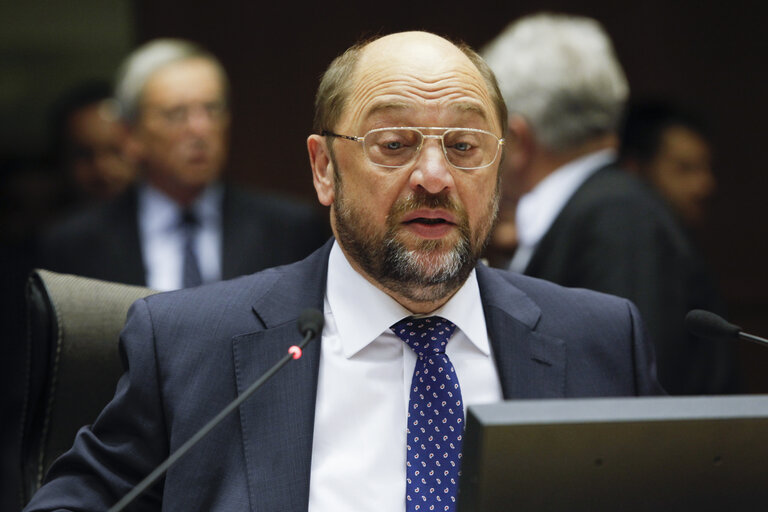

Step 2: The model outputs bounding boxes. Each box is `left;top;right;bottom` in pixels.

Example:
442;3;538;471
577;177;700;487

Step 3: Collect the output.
108;324;319;512
739;331;768;348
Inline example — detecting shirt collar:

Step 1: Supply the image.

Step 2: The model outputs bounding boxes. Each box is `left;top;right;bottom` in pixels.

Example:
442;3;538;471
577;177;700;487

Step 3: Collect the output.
326;241;490;358
516;148;616;247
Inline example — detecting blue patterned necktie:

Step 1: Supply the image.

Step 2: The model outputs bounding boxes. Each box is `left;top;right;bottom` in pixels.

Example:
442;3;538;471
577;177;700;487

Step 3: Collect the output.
180;209;203;288
391;316;464;512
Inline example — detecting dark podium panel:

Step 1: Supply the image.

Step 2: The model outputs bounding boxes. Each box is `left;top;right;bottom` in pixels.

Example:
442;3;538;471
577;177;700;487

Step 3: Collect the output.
458;396;768;512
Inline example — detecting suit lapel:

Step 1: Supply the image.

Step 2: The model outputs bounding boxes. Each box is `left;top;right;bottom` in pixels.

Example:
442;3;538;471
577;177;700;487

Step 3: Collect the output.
232;241;331;511
232;324;320;511
477;265;566;398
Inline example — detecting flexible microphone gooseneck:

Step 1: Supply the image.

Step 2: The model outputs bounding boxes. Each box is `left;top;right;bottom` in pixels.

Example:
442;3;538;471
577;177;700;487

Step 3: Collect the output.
108;308;324;512
685;309;768;348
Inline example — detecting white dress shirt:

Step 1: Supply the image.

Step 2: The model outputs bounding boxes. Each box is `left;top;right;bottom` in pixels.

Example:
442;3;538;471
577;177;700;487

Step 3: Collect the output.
137;183;223;291
308;242;503;512
509;149;616;273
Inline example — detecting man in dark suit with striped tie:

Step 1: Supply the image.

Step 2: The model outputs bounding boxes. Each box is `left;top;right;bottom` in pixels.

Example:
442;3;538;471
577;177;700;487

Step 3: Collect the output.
37;38;328;291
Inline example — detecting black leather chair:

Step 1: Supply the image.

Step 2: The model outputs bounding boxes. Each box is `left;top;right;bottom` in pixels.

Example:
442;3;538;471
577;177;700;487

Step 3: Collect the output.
20;269;156;504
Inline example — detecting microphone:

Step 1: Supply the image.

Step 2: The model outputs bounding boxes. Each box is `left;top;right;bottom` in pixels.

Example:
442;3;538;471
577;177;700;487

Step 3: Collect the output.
685;309;768;348
108;308;324;512
298;307;324;339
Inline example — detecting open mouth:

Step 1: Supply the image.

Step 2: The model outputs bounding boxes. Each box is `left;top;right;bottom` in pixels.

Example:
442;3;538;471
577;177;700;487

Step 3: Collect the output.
400;211;457;239
405;217;453;225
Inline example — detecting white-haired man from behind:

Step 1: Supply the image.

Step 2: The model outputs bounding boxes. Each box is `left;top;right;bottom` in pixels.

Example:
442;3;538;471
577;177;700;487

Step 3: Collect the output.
482;12;738;395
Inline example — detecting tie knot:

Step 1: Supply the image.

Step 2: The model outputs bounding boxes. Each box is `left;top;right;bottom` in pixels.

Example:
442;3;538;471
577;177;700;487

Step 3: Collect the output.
390;315;456;358
180;209;199;228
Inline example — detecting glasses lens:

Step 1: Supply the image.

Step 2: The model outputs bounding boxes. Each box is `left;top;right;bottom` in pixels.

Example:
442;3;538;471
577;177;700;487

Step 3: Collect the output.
363;128;422;167
362;128;500;169
443;129;499;169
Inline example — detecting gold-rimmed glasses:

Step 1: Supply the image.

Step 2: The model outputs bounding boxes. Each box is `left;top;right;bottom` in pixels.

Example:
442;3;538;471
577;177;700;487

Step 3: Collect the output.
322;126;504;170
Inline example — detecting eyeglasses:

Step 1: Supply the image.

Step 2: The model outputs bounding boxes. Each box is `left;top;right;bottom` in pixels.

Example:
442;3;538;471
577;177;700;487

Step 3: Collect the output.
322;126;504;170
144;101;228;127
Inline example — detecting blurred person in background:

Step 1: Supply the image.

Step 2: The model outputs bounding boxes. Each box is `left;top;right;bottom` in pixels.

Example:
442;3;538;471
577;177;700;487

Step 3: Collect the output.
37;38;329;290
620;99;716;229
48;81;136;204
482;12;738;394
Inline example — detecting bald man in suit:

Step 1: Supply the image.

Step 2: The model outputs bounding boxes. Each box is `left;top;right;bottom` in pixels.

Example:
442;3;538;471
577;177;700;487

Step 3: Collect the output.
26;31;662;512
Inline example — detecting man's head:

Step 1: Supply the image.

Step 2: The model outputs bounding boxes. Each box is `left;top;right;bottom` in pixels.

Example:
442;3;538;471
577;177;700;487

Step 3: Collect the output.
115;39;230;205
51;81;135;200
307;31;507;313
482;13;629;195
620;100;716;226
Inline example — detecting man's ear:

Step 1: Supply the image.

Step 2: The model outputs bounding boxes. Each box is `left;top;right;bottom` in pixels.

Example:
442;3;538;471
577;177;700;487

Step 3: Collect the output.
307;134;335;206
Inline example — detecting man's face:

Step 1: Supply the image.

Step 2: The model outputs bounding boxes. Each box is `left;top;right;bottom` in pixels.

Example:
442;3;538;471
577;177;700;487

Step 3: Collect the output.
648;125;715;225
310;33;502;309
67;101;135;199
131;58;229;201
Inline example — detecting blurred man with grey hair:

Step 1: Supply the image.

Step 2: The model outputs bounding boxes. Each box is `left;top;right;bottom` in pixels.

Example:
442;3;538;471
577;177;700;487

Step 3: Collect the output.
38;38;329;290
482;12;737;395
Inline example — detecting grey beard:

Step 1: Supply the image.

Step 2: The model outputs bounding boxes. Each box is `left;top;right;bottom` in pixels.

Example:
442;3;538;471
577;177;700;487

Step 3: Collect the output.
329;151;499;305
333;194;478;304
377;225;474;303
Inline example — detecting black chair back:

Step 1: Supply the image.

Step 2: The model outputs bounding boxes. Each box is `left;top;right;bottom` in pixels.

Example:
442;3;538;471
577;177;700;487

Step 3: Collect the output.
20;269;156;503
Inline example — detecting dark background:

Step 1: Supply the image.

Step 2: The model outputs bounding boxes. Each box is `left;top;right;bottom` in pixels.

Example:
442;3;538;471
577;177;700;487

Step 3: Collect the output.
0;1;766;509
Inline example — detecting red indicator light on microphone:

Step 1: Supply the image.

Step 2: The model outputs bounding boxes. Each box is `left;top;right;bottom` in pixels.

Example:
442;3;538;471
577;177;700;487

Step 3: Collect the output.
288;345;303;360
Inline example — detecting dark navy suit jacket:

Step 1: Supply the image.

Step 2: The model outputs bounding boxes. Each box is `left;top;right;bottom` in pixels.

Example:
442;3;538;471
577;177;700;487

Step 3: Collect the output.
25;240;663;511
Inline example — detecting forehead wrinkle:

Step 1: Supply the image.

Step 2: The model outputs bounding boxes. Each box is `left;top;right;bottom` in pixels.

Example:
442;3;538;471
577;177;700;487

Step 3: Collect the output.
362;101;489;124
356;66;488;96
345;71;494;129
